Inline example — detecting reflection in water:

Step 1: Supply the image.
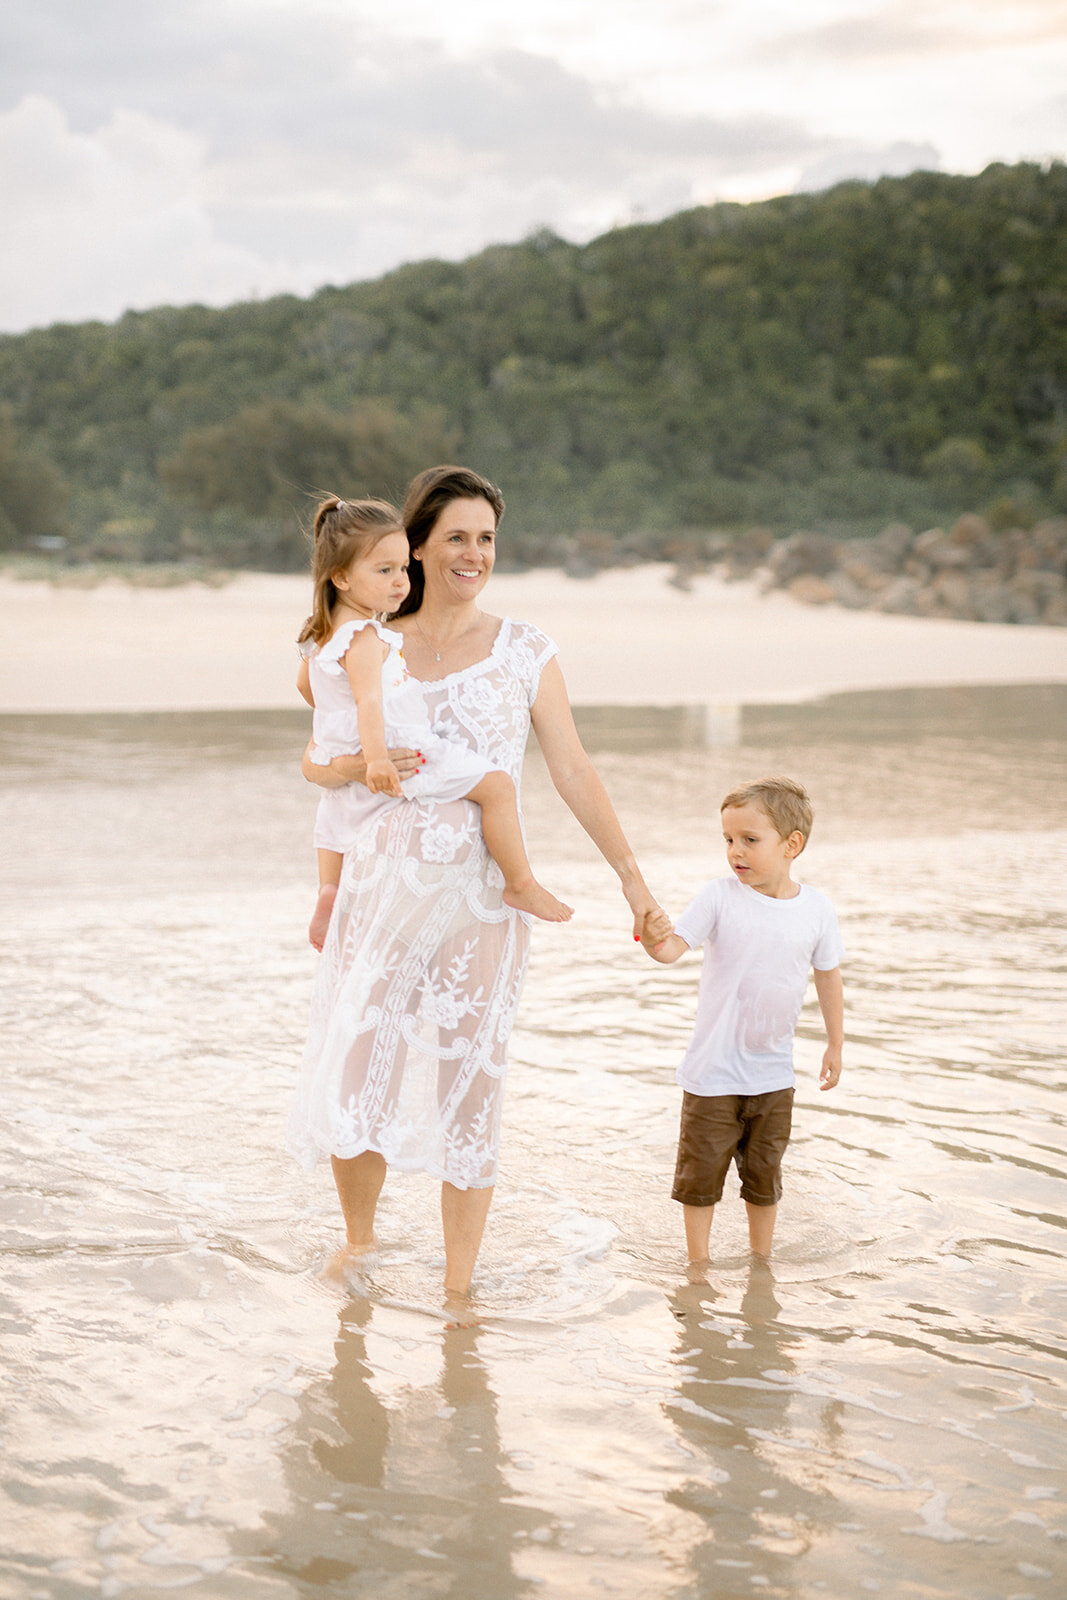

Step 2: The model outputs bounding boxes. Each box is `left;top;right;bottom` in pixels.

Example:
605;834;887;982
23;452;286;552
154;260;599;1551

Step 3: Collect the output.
235;1303;543;1598
666;1268;813;1595
1;683;1065;1599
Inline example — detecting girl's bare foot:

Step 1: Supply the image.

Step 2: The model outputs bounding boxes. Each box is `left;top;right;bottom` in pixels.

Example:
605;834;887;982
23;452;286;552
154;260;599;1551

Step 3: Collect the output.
502;878;573;922
309;884;338;950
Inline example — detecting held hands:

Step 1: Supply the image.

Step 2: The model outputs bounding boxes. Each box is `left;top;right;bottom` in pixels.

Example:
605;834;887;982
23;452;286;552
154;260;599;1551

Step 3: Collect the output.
820;1047;843;1091
640;906;674;954
366;757;404;798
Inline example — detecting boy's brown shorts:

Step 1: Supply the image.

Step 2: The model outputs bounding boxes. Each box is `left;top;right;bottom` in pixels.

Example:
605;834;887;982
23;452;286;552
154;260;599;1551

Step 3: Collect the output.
672;1087;794;1208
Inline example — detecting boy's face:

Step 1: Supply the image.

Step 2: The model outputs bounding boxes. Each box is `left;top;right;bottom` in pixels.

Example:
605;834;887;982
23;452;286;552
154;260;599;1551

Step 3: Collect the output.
721;802;803;898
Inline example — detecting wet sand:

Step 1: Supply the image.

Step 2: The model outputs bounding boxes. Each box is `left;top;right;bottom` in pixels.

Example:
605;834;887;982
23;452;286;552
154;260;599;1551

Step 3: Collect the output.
3;565;1066;713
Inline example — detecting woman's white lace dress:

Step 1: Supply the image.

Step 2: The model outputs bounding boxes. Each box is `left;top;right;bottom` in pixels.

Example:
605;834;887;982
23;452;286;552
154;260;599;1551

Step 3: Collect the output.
301;616;495;853
288;618;558;1189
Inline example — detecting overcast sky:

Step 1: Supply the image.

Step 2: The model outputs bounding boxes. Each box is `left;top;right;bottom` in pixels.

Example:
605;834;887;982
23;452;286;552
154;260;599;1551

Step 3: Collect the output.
2;0;1065;333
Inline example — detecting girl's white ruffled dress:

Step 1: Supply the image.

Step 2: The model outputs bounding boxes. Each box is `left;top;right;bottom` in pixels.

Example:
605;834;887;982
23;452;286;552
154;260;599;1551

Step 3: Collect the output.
289;618;559;1189
300;617;494;851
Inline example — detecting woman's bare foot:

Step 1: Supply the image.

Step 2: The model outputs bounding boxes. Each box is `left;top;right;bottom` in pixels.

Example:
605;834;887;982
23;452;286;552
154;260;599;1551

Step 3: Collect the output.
502;878;573;922
322;1240;377;1287
309;884;338;950
443;1288;481;1328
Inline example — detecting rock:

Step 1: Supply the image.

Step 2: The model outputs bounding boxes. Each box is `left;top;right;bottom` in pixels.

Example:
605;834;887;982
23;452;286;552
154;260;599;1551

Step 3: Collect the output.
787;574;836;605
722;526;773;579
1010;569;1064;618
1030;518;1067;573
876;576;922;615
932;570;975;616
828;571;872;608
767;531;839;584
870;522;915;563
949;514;998;567
997;527;1036;578
840;557;892;591
913;527;971;568
970;576;1017;624
913;585;949;617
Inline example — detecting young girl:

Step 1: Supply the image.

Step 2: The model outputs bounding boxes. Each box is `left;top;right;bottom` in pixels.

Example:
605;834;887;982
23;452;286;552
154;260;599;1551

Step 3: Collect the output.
298;495;573;949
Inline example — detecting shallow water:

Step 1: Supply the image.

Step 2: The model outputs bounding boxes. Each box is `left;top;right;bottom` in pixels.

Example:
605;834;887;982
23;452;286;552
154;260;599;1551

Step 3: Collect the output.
2;685;1066;1600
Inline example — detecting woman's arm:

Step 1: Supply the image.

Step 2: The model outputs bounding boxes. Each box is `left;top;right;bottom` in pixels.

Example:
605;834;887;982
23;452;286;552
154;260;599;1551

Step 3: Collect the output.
301;744;422;788
530;657;658;935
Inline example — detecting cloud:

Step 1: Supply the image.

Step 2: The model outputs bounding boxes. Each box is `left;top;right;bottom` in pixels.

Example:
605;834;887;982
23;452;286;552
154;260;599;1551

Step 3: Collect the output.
760;0;1067;67
0;96;312;328
0;6;840;330
798;139;941;192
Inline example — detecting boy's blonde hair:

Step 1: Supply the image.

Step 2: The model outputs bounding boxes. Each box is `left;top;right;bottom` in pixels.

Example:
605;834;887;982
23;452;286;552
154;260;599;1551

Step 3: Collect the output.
721;776;813;848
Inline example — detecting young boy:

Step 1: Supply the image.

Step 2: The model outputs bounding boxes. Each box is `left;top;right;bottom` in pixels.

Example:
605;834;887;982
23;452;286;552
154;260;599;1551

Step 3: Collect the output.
641;776;844;1263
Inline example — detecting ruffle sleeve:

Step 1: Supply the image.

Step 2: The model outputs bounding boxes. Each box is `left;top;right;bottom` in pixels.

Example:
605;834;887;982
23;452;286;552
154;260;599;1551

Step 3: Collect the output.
315;617;402;676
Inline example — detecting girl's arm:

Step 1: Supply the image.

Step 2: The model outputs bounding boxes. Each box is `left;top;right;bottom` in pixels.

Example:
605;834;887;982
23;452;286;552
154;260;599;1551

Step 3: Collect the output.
297;656;314;708
301;744;421;787
343;628;403;797
530;657;658;935
813;966;844;1090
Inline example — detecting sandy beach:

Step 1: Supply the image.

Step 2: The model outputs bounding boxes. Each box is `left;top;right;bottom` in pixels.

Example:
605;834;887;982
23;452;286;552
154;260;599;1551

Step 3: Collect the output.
3;564;1066;713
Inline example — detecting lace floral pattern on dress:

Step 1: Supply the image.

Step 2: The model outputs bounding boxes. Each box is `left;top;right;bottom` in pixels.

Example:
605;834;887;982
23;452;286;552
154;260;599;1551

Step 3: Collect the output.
288;618;558;1189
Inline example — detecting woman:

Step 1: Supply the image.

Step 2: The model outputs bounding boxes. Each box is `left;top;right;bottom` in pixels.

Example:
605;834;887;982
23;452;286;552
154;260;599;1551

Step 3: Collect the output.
290;465;657;1301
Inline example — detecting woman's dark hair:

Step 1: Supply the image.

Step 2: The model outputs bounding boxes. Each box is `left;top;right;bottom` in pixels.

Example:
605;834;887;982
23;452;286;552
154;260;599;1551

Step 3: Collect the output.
395;465;505;616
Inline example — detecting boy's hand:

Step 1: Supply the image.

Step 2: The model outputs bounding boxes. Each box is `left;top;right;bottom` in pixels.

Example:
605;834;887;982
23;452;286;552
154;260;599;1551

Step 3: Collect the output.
819;1047;842;1090
640;906;674;953
366;757;403;797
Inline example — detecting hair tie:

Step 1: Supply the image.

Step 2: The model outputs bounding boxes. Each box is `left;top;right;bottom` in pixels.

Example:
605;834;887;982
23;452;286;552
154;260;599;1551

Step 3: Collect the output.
335;499;346;514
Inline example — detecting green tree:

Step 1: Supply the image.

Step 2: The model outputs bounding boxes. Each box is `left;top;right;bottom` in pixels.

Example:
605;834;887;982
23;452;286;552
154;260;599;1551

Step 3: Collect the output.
159;397;457;517
0;405;69;550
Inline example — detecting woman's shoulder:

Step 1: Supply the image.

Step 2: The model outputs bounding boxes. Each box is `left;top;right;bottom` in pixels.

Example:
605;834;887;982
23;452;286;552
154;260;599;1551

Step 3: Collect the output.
498;616;559;662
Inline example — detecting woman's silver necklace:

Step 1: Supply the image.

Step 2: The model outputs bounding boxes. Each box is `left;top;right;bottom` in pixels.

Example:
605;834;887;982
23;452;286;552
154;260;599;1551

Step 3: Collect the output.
413;617;465;663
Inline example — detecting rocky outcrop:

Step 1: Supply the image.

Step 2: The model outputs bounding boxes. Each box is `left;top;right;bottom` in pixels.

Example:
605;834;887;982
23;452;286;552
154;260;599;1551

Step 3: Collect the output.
757;516;1067;625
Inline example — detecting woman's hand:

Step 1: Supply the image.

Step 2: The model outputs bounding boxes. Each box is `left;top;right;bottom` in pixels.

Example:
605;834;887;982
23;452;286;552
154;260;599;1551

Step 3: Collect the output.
302;741;421;789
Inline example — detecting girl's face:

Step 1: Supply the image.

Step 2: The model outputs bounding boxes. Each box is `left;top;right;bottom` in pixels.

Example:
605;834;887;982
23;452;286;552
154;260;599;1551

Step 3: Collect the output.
333;531;410;617
415;496;497;605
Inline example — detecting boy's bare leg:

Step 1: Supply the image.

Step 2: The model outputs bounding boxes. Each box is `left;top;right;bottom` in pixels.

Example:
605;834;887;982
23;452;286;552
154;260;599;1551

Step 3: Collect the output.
310;848;342;950
745;1201;777;1257
466;772;573;922
683;1202;715;1264
323;1152;387;1280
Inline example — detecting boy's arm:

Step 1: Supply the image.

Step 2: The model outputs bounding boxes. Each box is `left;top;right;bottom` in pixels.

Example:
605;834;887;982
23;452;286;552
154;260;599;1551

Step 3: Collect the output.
813;966;844;1090
343;629;402;797
639;907;689;964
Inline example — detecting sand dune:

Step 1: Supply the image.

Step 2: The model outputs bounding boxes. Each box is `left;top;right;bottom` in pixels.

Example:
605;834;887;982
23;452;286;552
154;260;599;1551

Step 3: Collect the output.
3;565;1066;714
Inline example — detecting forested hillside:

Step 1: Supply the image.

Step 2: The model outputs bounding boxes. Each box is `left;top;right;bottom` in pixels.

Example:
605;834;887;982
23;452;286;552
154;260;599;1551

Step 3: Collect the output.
1;161;1064;569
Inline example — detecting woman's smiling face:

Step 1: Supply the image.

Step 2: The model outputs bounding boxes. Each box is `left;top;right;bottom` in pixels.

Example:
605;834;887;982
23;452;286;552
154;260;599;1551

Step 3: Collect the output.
416;496;497;603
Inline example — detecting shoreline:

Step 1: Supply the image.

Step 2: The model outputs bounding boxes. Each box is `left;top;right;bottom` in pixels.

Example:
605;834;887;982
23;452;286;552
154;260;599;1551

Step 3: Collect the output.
5;565;1067;714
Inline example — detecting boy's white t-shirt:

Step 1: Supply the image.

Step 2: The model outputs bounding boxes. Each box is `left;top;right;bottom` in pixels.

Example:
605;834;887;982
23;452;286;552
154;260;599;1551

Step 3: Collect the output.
672;875;845;1097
